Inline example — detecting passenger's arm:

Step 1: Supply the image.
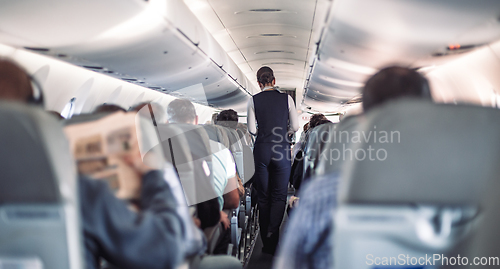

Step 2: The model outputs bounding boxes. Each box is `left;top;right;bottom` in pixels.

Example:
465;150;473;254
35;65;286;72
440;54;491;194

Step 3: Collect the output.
222;149;240;210
288;95;300;132
79;170;186;269
247;98;257;136
223;175;240;210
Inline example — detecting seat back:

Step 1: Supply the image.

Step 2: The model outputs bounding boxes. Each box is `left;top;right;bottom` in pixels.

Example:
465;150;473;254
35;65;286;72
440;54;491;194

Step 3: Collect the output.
302;122;336;181
0;102;83;269
440;175;500;268
315;115;362;177
334;99;500;269
157;123;214;206
223;127;245;178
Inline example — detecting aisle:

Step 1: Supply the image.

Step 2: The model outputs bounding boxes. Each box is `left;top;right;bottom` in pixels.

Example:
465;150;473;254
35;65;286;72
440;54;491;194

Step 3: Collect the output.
246;206;290;269
245;232;274;269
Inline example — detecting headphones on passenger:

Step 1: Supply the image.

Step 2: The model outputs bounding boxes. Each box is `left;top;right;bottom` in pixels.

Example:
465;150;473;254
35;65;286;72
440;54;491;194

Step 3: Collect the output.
27;75;45;106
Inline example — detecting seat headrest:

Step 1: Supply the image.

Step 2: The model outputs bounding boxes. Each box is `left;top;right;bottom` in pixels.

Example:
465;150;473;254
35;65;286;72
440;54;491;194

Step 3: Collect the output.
0;102;77;204
340;99;500;205
202;124;230;149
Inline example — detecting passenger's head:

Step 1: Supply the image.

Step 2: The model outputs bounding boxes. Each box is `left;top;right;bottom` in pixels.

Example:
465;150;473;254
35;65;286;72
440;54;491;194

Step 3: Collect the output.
256;66;275;89
211;113;219;124
362;66;432;112
0;59;43;105
130;102;166;126
166;99;197;124
338;113;345;122
309;113;328;129
94;104;127;113
216;109;238;129
303;122;310;133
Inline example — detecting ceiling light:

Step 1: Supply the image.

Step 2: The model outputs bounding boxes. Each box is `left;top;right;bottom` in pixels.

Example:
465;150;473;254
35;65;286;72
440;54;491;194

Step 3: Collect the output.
250;9;282;12
247;34;296;38
262;62;294;65
255;50;294;54
235;9;296;14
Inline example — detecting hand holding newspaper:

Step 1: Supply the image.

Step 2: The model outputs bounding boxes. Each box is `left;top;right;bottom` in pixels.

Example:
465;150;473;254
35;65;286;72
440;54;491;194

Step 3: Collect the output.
65;111;161;200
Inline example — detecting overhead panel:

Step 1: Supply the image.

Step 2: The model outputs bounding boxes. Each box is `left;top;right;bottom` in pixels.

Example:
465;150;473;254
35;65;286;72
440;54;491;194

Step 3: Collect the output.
184;0;332;111
306;0;500;112
0;0;258;111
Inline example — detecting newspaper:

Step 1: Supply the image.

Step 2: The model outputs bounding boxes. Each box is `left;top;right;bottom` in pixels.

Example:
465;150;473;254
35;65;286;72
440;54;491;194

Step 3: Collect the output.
65;112;143;200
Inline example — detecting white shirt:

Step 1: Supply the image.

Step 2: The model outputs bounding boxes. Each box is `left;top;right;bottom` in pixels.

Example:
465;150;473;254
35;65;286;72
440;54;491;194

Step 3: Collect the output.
209;140;236;210
247;86;300;136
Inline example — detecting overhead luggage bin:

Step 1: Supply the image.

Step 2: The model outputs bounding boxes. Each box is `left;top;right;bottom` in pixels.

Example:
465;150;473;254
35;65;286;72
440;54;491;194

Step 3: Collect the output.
304;0;500;112
0;0;258;111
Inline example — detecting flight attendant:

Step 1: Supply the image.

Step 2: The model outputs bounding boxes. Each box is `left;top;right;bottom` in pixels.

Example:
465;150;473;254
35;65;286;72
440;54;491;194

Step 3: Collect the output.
247;66;299;254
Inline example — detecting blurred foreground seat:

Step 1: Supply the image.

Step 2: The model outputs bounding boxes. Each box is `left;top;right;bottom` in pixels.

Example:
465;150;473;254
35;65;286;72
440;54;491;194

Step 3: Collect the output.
0;102;83;269
334;99;500;269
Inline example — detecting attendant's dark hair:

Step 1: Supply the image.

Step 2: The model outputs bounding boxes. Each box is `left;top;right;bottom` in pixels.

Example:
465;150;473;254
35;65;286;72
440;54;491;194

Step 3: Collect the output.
216;109;238;129
362;66;432;112
167;99;196;123
256;66;275;86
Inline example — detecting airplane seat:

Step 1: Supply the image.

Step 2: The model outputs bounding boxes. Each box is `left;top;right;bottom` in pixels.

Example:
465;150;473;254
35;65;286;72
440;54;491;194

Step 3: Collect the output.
440;171;500;269
314;114;363;178
334;99;500;269
302;122;336;182
223;128;246;181
156;123;225;262
156;124;199;205
0;102;83;269
236;125;253;149
235;129;248;146
233;128;255;185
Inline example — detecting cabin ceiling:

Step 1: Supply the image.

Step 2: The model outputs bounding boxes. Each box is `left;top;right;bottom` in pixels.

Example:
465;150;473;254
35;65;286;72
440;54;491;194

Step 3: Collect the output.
184;0;500;113
0;0;500;114
183;0;332;110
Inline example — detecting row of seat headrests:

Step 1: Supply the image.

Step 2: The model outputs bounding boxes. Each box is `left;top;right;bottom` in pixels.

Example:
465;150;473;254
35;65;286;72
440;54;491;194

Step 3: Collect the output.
305;98;500;206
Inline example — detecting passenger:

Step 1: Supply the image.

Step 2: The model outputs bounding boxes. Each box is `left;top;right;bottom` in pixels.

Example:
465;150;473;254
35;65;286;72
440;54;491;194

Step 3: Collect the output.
247;66;299;255
0;58;40;104
215;109;245;192
166;99;242;268
308;113;329;129
216;109;239;129
211;112;219;124
274;66;433;269
94;103;127;113
288;115;332;210
0;59;198;269
166;100;241;220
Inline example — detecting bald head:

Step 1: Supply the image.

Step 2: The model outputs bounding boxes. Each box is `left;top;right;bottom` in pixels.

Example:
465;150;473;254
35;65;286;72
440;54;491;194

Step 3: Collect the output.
0;59;33;103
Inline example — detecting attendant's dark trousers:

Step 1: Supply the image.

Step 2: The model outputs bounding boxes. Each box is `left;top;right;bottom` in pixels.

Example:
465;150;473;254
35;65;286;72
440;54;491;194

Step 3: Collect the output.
253;142;291;254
